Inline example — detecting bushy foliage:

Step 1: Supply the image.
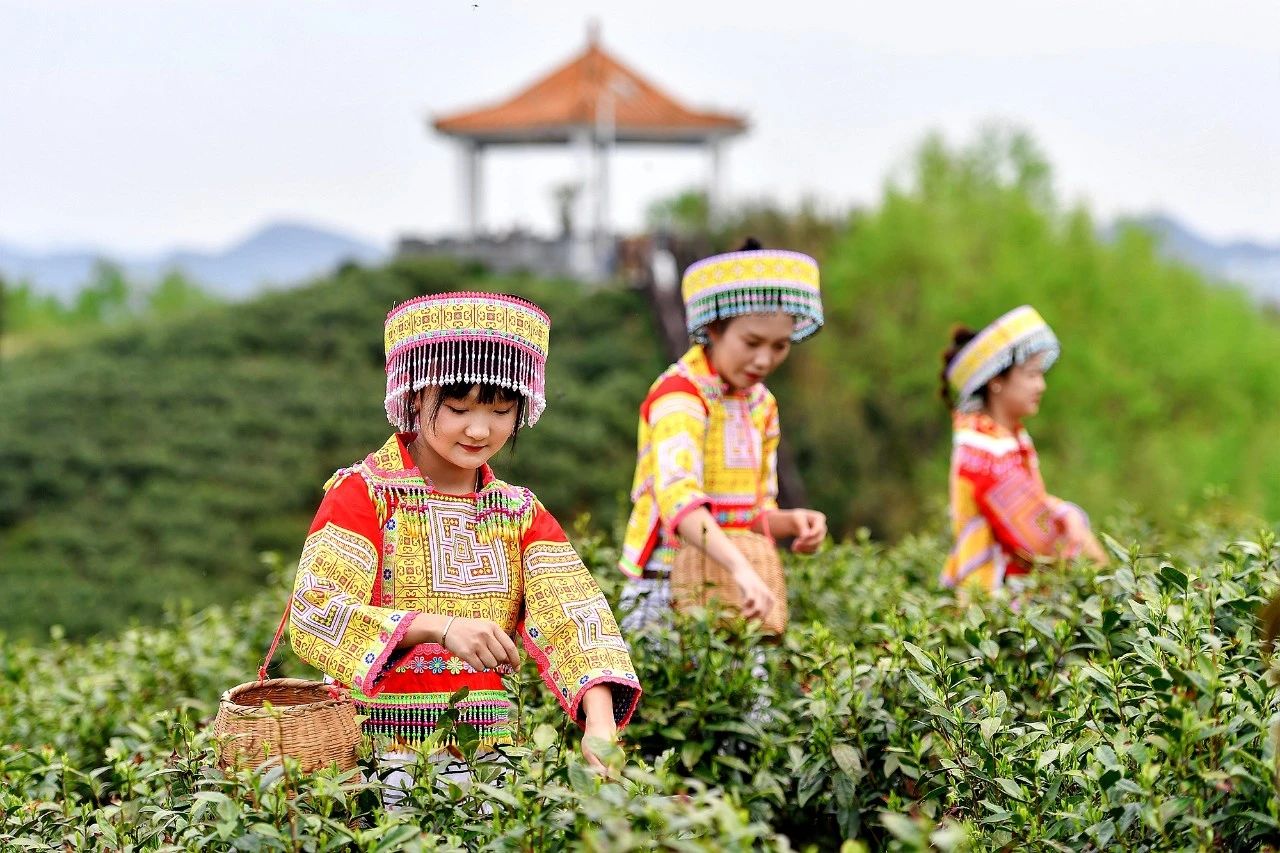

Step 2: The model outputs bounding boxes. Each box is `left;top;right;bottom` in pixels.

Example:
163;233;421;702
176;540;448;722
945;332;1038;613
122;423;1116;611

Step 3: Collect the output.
646;189;849;262
0;260;664;638
783;126;1280;537
3;520;1279;850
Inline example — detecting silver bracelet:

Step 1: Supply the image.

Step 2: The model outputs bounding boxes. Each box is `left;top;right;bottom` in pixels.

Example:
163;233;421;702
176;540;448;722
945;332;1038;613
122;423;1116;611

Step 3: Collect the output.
440;615;457;647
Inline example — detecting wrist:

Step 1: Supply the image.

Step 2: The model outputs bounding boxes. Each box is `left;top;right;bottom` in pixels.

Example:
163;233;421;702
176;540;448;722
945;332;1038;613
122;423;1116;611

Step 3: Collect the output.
439;615;458;647
408;613;450;645
755;507;781;529
585;719;617;739
580;685;615;724
583;707;617;733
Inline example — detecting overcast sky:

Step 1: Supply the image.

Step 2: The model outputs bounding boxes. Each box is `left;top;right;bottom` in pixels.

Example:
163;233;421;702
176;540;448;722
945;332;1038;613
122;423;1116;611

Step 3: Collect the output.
2;0;1276;254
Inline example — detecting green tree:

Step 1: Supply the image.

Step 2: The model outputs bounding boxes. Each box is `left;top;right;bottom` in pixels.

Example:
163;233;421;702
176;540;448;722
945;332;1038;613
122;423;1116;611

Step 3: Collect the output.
72;260;132;324
0;273;6;371
145;269;214;316
646;189;711;235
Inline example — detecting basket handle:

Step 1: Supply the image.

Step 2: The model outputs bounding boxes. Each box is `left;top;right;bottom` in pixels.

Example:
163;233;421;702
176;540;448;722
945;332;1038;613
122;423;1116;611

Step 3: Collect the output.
258;600;292;683
259;560;381;694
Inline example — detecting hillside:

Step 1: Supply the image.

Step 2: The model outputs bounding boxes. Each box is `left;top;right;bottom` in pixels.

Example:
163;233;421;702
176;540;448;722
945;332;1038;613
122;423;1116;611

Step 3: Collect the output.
0;259;665;638
1122;213;1280;305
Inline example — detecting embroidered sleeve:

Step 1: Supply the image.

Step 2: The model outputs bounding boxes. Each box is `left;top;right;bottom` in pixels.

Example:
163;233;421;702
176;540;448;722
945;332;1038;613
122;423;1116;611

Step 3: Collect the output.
518;504;641;729
645;376;711;531
288;472;416;696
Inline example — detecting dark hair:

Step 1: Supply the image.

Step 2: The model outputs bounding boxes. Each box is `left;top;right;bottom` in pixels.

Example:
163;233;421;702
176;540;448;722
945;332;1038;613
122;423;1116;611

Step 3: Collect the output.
939;325;1011;409
738;236;763;251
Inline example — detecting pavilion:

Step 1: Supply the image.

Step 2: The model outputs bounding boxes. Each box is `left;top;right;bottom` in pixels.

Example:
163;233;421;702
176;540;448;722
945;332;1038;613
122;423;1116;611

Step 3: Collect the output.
430;25;748;280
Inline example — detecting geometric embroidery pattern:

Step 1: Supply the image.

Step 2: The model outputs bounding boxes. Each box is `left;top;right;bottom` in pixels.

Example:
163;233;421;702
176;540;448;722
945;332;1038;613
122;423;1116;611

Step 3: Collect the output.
300;521;379;580
621;345;782;574
291;437;639;751
523;540;582;577
523;538;633;713
562;594;630;652
426;501;511;595
656;431;701;491
649;392;706;425
985;471;1057;555
720;398;761;469
941;411;1082;593
292;570;358;647
289;512;407;691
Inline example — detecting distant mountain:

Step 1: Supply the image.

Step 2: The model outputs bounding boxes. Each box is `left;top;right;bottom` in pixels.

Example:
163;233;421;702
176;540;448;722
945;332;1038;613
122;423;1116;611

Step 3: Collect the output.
0;222;387;300
1114;214;1280;305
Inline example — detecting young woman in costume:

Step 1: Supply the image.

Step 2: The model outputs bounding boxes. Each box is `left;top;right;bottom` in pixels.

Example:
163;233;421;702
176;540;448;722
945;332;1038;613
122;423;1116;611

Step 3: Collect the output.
288;292;640;802
939;305;1107;594
618;240;828;631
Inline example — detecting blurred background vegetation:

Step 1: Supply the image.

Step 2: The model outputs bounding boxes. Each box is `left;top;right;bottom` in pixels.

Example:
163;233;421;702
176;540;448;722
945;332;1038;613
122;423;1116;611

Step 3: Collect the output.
3;129;1278;639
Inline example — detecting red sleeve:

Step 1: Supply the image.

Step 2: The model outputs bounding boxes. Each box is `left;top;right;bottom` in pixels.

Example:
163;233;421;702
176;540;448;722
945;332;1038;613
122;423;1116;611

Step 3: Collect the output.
309;472;383;540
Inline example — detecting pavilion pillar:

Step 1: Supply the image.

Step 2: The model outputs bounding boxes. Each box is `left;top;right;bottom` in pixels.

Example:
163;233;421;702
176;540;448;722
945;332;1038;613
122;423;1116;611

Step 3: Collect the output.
569;127;596;279
593;138;611;277
706;137;724;223
459;140;483;239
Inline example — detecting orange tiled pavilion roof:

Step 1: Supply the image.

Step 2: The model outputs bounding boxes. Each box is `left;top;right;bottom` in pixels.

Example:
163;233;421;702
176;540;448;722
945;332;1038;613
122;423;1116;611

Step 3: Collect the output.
433;33;747;145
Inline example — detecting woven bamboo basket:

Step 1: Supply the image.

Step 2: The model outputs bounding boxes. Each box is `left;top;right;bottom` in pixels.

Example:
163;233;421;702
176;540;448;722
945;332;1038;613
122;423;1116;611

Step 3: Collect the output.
671;530;788;636
212;678;360;773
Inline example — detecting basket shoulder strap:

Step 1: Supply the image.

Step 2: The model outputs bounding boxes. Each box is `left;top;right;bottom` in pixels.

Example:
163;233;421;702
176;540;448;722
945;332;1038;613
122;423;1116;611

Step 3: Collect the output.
258;600;293;683
259;544;385;683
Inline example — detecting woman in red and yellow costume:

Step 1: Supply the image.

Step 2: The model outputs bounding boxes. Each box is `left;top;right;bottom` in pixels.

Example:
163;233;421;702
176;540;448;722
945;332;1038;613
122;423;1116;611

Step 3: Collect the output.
287;292;640;798
618;240;829;630
939;305;1106;594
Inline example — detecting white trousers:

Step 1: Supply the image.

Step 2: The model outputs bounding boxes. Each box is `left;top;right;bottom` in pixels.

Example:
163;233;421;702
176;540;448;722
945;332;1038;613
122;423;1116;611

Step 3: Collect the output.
375;750;493;811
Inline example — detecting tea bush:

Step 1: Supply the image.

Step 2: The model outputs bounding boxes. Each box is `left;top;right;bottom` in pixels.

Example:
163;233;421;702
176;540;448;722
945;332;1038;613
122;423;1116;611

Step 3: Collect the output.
4;518;1279;850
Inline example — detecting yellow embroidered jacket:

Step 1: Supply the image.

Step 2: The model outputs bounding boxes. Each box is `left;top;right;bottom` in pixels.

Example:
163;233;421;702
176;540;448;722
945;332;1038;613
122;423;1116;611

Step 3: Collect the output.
288;434;641;751
619;344;780;577
940;412;1086;592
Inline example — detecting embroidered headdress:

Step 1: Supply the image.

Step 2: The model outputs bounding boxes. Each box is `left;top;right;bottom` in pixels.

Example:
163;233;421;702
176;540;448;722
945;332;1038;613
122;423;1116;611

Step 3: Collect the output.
681;249;824;343
946;305;1060;413
384;291;550;429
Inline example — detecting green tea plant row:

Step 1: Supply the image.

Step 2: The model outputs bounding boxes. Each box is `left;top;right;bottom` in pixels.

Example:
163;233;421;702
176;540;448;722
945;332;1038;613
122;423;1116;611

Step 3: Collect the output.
3;519;1279;850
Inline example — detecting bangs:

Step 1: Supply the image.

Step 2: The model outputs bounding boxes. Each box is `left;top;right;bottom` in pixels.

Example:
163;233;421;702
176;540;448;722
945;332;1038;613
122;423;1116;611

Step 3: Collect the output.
438;382;524;405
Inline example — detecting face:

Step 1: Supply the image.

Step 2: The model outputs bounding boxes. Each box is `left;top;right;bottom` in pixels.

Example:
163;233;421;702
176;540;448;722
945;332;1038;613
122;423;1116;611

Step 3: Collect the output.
415;386;519;474
988;353;1048;420
705;312;795;390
